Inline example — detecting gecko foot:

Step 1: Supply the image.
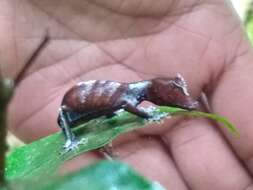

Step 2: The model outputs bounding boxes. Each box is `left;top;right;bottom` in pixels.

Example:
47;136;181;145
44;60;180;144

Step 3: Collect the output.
61;138;87;154
140;106;169;124
139;106;170;123
147;112;170;123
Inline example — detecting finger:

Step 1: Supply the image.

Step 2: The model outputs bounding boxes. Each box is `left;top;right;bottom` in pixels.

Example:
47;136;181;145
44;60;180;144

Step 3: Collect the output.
163;119;253;190
59;151;101;175
114;135;189;190
210;45;253;173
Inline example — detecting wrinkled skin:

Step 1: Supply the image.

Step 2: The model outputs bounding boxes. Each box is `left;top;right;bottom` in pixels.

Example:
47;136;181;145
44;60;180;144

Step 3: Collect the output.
1;0;253;189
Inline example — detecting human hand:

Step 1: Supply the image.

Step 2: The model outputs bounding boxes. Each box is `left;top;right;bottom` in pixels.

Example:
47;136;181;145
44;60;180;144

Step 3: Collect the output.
2;0;253;189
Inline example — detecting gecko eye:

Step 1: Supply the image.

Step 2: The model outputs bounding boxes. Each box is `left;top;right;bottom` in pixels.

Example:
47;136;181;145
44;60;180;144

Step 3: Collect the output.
172;74;190;96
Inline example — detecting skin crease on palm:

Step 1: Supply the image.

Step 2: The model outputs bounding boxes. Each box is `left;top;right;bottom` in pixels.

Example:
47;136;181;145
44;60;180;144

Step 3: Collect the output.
1;0;253;189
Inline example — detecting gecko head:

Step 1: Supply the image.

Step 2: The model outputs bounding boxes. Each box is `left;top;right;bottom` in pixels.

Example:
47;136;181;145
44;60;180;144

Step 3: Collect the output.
150;74;199;110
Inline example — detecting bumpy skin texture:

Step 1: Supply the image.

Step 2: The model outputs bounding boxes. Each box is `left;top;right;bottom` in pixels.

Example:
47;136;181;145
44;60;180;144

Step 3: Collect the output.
59;80;128;128
61;81;128;113
2;0;253;189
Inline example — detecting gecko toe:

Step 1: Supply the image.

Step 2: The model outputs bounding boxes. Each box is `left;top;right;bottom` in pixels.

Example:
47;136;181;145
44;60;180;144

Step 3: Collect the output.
61;138;88;154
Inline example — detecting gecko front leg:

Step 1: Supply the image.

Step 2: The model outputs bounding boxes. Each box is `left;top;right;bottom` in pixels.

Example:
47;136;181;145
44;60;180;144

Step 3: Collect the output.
124;104;169;123
58;108;87;153
124;104;150;118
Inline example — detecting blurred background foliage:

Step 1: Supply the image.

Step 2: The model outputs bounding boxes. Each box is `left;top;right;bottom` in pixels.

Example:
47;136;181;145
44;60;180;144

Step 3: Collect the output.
7;0;253;151
245;1;253;42
231;0;250;19
231;0;253;43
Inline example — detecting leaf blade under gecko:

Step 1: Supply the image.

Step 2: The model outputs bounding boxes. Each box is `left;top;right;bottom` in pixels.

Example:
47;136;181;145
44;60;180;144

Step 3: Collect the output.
157;106;238;135
5;106;238;181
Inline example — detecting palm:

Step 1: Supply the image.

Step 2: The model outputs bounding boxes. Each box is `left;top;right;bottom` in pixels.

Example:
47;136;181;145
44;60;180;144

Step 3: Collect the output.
2;0;253;189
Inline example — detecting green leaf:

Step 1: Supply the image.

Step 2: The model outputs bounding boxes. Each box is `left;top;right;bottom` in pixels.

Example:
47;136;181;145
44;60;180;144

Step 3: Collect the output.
245;5;253;44
6;106;237;181
5;111;145;181
6;161;165;190
157;106;239;135
39;161;165;190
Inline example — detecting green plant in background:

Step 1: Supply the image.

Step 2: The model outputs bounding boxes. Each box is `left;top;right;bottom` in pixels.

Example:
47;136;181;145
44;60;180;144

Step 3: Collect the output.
5;161;165;190
0;78;14;185
245;2;253;43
